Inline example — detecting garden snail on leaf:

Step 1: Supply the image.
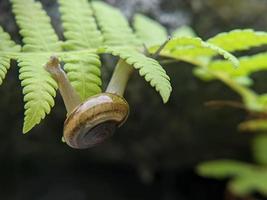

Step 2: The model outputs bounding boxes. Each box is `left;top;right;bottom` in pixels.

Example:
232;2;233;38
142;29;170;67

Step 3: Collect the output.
45;56;131;149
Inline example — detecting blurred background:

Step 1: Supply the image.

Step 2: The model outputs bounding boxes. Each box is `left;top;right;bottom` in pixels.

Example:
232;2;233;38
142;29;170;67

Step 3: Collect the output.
0;0;267;199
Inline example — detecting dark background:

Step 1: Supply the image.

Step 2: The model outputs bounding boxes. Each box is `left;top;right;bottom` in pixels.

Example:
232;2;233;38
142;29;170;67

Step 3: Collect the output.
1;0;267;199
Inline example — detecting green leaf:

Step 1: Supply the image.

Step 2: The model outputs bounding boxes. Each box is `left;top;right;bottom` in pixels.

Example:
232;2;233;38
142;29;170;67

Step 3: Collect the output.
198;159;267;197
92;2;171;103
233;76;253;86
0;56;11;85
0;27;21;85
0;26;21;52
11;0;62;52
59;0;103;99
203;42;239;67
152;37;239;67
207;29;267;52
18;54;57;133
172;25;197;38
59;0;103;50
252;135;267;165
11;0;61;133
61;51;102;101
103;46;172;103
11;0;104;132
133;14;168;47
229;172;267;197
195;53;267;81
92;1;141;47
197;160;254;179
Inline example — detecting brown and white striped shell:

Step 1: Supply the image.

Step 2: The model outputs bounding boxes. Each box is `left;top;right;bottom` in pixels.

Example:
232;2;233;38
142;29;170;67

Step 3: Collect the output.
64;93;129;149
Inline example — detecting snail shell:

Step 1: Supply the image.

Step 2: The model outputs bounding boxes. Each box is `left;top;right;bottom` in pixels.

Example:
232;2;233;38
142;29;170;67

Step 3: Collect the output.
64;93;129;149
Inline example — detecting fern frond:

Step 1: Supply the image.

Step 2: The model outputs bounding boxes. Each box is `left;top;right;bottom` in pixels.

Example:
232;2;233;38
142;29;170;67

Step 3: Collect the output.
61;51;102;101
194;68;253;86
207;29;267;52
195;53;267;83
92;2;171;102
17;54;57;133
10;0;62;133
92;1;141;47
58;0;103;99
172;25;197;38
197;160;254;179
0;26;21;53
103;46;172;103
152;37;239;67
133;14;168;47
0;27;21;85
11;0;62;52
0;57;11;85
59;0;102;50
214;53;267;76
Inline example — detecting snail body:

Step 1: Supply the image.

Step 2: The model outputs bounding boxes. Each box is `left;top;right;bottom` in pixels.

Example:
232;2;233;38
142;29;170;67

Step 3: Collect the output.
45;57;132;149
45;39;170;149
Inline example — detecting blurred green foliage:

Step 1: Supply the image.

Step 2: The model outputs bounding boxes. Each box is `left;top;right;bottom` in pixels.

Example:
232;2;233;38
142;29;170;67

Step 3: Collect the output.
198;135;267;197
134;14;267;198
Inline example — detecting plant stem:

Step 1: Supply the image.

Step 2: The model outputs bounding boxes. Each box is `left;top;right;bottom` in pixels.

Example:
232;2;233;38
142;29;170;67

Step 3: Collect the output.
151;36;171;59
45;56;81;114
106;59;133;96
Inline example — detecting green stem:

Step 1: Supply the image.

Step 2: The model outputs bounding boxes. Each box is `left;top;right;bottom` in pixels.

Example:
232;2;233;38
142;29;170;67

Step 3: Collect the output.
210;71;262;112
106;59;133;96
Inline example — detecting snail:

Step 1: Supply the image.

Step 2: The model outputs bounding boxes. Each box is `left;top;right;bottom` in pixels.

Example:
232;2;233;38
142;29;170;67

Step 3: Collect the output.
45;56;132;149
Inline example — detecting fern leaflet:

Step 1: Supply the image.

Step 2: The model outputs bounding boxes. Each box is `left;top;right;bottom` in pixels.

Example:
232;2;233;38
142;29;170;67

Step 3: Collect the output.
0;56;11;85
197;160;254;179
195;53;267;83
59;0;103;100
11;0;62;52
93;2;171;102
151;37;239;67
133;14;168;47
18;54;57;133
198;160;267;196
252;135;267;166
0;27;21;85
229;173;267;197
103;46;172;103
92;1;141;47
11;0;61;133
208;29;267;52
59;0;102;50
172;25;197;38
61;51;102;100
0;26;21;53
